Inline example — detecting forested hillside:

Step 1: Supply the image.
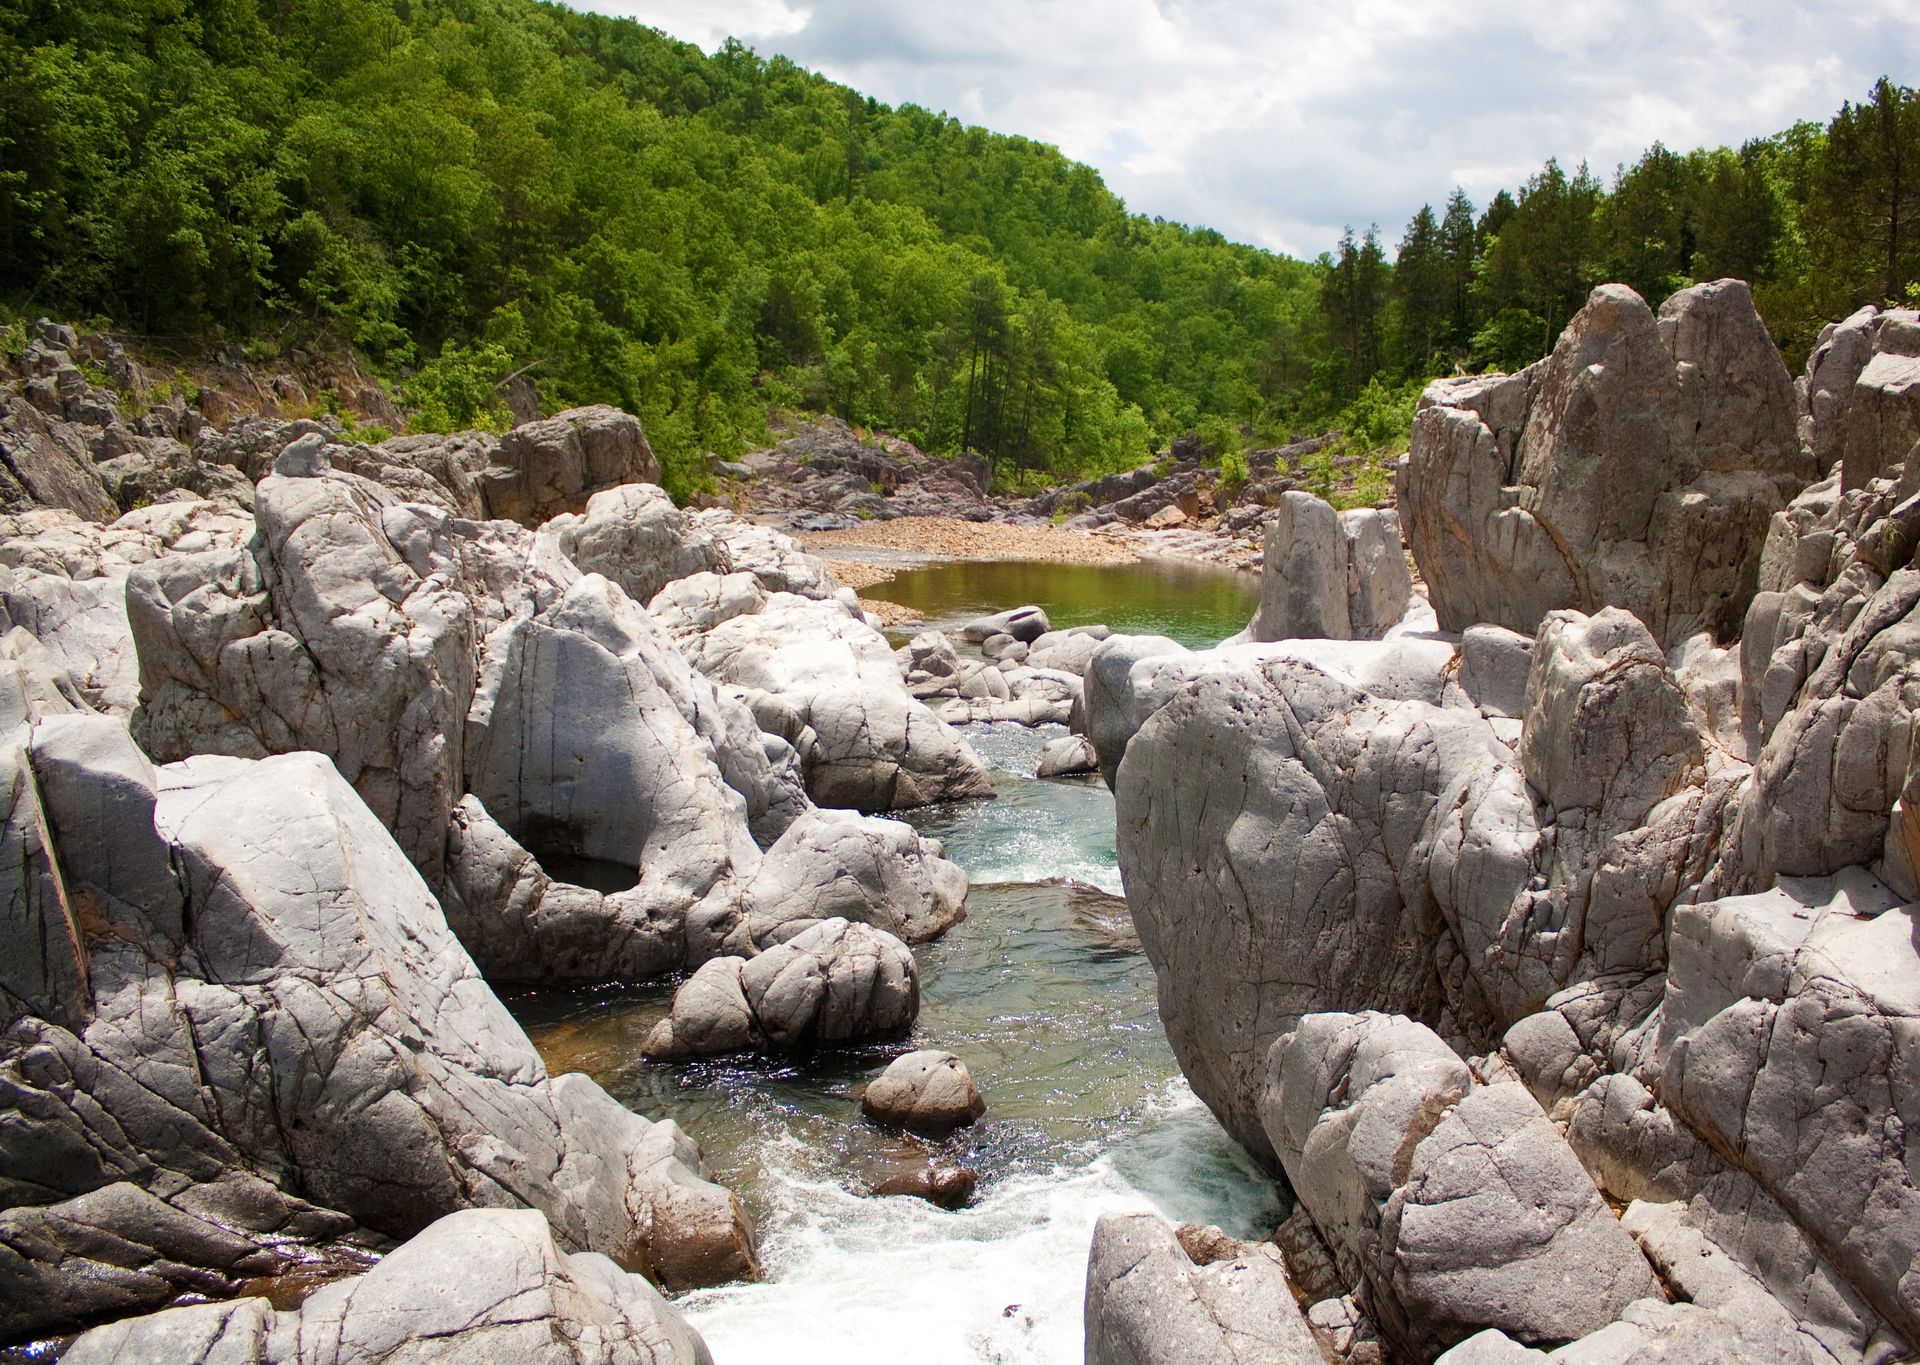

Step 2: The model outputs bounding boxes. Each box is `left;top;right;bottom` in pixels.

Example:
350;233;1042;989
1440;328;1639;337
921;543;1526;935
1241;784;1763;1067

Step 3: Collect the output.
1;0;1916;495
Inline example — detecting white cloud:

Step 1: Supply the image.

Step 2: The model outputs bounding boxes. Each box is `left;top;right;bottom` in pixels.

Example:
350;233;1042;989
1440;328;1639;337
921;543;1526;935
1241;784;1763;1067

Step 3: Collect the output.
569;0;1920;259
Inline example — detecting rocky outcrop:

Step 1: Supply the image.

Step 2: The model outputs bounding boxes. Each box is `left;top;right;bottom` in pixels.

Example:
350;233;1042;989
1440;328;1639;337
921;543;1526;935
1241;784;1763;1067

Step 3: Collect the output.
1401;280;1813;645
661;574;993;810
859;1050;985;1136
58;1209;713;1365
1112;283;1920;1362
0;501;253;715
1240;493;1412;642
1804;307;1920;491
545;482;727;604
0;716;753;1341
1261;1013;1658;1358
463;572;767;966
483;406;660;524
1083;1211;1321;1365
128;444;488;881
641;918;918;1060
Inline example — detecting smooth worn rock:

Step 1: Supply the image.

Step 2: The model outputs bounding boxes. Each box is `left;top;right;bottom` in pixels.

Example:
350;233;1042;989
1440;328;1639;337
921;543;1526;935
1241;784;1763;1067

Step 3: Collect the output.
544;483;727;605
961;604;1050;643
59;1209;714;1365
642;918;918;1060
743;807;968;948
464;573;764;968
1260;1012;1658;1359
1243;494;1413;642
1083;1210;1321;1365
1081;632;1188;786
1026;625;1109;675
665;579;994;811
859;1050;986;1136
1036;732;1100;778
0;722;754;1341
484;406;660;525
1402;281;1812;645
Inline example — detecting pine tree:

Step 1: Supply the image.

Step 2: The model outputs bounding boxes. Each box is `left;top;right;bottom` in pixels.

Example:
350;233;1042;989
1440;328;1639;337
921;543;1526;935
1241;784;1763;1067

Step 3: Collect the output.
1809;78;1920;303
1440;188;1477;351
1393;205;1449;372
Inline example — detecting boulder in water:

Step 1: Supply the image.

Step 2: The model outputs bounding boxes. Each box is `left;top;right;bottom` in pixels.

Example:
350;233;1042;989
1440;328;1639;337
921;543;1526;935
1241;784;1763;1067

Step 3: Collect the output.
642;918;919;1060
960;604;1050;643
1035;732;1098;778
859;1050;986;1136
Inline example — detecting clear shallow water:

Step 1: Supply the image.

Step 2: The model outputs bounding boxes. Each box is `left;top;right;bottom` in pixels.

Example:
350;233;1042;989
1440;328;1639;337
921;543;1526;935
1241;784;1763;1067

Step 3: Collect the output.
866;556;1258;649
512;714;1283;1360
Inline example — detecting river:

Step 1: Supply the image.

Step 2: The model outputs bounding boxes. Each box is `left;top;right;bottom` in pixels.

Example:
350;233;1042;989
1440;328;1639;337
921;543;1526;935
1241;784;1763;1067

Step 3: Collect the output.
510;557;1279;1364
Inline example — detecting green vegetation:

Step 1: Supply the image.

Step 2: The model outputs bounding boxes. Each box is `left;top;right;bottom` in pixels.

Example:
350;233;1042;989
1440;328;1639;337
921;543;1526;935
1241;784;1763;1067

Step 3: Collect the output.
1;0;1916;500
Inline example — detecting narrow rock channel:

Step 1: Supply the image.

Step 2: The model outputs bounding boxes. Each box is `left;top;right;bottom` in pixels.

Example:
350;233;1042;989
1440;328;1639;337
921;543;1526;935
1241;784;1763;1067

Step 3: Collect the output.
512;624;1283;1363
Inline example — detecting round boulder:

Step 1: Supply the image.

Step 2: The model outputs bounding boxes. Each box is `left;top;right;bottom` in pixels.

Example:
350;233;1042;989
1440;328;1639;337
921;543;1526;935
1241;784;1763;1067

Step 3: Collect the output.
860;1049;987;1136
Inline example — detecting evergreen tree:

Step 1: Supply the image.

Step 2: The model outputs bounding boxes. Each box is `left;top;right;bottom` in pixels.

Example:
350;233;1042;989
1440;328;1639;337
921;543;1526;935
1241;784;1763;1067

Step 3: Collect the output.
1439;188;1477;352
1392;205;1449;372
1808;78;1920;303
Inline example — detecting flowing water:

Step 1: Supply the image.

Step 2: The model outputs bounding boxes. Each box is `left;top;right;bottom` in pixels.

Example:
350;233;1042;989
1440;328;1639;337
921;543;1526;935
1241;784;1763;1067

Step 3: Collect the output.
511;561;1280;1363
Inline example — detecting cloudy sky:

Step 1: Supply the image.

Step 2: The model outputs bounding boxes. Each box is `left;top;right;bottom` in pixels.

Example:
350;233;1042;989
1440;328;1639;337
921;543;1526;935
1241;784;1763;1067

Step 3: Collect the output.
574;1;1920;260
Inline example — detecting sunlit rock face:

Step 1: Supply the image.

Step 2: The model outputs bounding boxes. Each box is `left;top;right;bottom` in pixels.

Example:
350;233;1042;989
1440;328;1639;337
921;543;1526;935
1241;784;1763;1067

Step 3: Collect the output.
1400;280;1812;647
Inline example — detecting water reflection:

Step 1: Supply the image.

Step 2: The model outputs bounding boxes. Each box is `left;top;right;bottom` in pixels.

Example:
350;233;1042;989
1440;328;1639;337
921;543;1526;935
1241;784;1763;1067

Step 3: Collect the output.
866;556;1257;649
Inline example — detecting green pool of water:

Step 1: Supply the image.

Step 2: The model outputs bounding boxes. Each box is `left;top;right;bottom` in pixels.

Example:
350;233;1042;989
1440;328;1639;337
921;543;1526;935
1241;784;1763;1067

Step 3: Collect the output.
865;556;1258;648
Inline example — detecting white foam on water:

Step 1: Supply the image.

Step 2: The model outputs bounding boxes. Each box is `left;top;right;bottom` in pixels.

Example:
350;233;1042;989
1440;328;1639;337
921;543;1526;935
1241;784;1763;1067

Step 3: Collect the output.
680;1087;1272;1364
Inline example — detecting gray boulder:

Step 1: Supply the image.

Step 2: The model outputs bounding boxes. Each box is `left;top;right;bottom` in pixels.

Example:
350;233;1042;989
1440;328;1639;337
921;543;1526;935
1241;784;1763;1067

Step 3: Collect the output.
544;483;727;605
688;509;843;599
961;604;1050;643
1401;281;1812;645
642;917;918;1060
744;807;968;947
1243;493;1412;642
859;1050;986;1136
1027;625;1110;675
0;719;754;1341
128;458;484;882
1036;732;1099;778
1083;1210;1321;1365
1260;1013;1658;1359
1116;606;1727;1156
663;582;993;811
483;406;660;525
59;1209;713;1365
1081;633;1188;786
464;573;766;966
